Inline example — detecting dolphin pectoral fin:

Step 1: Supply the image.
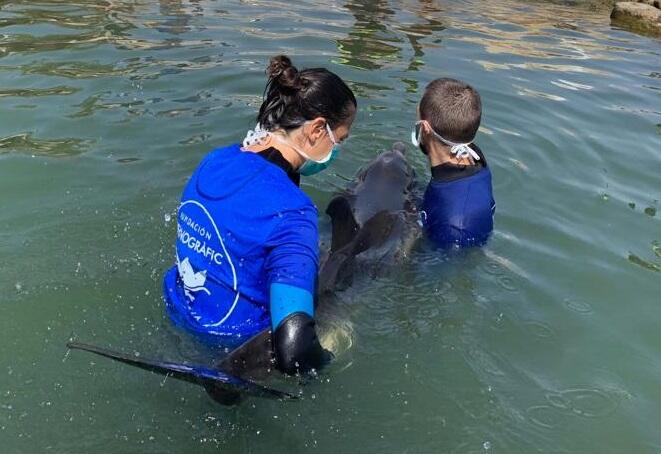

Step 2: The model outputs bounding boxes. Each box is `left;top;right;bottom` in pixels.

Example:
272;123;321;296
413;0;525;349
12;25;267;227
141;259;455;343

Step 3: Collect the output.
319;210;400;293
326;195;359;253
66;341;297;401
319;249;354;294
350;210;399;256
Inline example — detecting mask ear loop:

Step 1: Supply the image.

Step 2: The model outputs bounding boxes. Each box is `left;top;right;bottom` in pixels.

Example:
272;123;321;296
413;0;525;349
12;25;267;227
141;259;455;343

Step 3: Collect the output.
422;120;480;161
325;123;339;146
242;123;270;148
410;121;423;147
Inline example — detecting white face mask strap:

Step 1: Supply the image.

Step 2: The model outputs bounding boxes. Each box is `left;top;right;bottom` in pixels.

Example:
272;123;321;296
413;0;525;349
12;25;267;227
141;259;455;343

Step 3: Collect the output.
411;120;423;147
244;121;335;164
325;123;338;145
271;130;336;165
242;123;270;147
429;126;480;161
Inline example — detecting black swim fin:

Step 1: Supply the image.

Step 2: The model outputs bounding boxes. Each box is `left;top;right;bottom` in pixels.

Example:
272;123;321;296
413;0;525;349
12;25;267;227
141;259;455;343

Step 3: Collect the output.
66;341;297;402
218;329;274;380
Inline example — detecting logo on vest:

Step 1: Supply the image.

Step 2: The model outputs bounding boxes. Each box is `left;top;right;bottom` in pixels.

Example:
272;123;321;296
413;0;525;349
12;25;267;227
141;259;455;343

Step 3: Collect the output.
177;255;210;301
175;199;240;327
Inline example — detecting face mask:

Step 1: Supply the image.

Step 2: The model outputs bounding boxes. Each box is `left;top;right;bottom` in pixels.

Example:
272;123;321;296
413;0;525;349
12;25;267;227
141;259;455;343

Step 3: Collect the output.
283;123;340;176
410;122;428;155
299;144;340;176
411;120;480;161
244;122;341;176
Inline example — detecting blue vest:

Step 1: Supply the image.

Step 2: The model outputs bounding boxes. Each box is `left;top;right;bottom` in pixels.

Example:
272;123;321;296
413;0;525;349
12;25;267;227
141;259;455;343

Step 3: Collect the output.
421;166;495;248
163;144;319;345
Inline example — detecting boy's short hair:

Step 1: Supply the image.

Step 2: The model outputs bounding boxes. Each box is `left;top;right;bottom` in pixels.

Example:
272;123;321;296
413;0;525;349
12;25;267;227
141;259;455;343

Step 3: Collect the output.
420;78;482;144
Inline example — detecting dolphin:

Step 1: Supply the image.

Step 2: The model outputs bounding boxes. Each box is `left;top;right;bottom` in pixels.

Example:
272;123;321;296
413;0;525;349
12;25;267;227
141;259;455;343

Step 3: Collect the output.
66;142;421;405
319;141;421;293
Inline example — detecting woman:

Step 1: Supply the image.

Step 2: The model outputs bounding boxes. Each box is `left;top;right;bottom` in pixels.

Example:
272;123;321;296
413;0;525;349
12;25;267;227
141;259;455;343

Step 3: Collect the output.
163;55;356;375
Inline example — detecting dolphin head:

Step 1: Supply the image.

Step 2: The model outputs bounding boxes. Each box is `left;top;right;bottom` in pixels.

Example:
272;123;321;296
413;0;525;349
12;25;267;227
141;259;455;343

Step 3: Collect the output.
350;142;416;226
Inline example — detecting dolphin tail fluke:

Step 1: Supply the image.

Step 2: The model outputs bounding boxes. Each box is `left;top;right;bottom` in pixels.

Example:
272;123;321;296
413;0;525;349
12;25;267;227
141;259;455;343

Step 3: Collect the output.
66;341;297;402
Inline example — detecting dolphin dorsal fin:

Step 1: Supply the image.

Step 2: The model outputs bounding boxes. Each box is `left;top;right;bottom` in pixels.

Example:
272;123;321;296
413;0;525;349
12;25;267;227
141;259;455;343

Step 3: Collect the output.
325;195;359;253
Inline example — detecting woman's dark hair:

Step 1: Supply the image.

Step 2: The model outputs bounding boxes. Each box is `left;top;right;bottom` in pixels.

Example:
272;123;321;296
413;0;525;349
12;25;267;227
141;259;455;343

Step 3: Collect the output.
257;55;357;131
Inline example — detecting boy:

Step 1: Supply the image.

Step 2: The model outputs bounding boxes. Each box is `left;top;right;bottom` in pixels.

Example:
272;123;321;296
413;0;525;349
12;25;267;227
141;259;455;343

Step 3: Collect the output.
411;78;495;248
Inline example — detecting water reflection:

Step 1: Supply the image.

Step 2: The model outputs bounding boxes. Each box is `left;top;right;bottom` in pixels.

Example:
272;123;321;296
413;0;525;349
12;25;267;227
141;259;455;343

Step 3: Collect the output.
0;133;90;157
155;0;204;35
395;0;445;72
337;0;400;70
337;0;445;76
449;0;619;63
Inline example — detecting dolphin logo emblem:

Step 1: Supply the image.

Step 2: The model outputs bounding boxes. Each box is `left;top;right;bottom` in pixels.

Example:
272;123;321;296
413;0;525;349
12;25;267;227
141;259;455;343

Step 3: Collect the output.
177;256;211;300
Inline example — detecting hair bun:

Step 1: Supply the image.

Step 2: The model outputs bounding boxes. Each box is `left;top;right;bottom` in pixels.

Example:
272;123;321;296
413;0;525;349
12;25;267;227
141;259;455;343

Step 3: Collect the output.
267;55;301;91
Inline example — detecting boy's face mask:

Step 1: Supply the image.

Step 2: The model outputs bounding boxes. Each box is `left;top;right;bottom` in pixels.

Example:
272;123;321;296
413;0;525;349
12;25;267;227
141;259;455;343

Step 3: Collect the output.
410;121;429;155
410;120;480;161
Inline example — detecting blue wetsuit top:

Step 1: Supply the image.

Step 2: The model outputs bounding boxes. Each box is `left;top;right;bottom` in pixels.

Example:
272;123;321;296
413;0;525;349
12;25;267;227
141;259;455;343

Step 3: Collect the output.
421;144;495;248
163;144;318;347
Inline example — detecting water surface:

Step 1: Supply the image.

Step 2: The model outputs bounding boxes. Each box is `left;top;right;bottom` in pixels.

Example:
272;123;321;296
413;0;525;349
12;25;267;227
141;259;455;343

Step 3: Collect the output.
1;0;660;452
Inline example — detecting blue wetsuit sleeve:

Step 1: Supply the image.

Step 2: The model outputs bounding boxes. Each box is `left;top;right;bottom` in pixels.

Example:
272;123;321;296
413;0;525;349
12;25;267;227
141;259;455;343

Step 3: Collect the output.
265;208;329;374
270;283;314;330
264;207;319;294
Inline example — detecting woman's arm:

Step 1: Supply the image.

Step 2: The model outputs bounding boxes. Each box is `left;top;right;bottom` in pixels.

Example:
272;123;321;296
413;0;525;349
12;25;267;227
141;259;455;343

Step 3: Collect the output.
270;283;329;374
265;208;330;375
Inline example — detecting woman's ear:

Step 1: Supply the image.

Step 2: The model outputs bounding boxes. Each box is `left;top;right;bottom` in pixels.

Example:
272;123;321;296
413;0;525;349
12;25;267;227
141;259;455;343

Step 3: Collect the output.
305;117;327;144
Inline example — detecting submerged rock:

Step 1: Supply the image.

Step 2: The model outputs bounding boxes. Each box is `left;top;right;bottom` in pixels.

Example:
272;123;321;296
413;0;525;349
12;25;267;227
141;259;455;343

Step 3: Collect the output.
611;1;661;35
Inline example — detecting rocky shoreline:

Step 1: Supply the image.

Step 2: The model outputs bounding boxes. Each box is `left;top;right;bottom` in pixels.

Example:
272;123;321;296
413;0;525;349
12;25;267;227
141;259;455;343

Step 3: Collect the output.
610;1;661;35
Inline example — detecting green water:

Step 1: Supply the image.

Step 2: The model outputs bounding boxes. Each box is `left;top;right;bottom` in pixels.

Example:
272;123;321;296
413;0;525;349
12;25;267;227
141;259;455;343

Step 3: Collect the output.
1;0;660;452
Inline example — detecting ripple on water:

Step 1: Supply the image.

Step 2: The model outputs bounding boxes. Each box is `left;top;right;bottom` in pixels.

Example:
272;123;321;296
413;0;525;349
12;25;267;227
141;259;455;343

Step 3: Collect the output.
562;388;619;418
523;320;555;339
0;133;90;157
18;61;121;79
527;405;565;429
481;260;502;276
0;86;80;98
627;253;660;273
116;157;141;164
496;275;519;292
546;392;572;411
564;298;594;315
527;387;620;430
551;387;618;416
